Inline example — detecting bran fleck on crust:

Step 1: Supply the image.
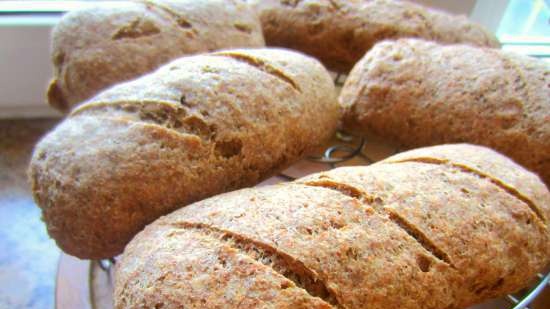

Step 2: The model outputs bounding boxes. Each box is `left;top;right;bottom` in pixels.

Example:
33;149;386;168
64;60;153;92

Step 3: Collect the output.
29;48;340;259
340;39;550;186
250;0;499;73
47;0;265;112
116;144;550;309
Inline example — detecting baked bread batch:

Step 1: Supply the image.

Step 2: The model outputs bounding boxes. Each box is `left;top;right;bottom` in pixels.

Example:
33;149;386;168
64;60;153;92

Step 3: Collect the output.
250;0;500;72
340;39;550;186
47;0;265;112
28;0;550;308
115;144;550;309
30;48;340;259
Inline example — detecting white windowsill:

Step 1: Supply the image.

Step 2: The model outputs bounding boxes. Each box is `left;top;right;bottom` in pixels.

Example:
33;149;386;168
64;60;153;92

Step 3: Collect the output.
0;1;125;118
0;21;61;118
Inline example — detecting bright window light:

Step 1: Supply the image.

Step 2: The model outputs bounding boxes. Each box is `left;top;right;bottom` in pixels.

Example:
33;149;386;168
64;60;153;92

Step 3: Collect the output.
497;0;550;61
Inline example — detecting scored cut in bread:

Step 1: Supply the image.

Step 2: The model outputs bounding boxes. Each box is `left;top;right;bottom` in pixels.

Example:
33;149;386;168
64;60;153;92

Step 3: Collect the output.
47;0;265;112
250;0;499;72
341;38;550;186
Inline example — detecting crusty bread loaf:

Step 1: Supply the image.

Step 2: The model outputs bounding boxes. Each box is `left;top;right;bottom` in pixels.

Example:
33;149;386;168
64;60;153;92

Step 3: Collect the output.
250;0;499;73
341;38;550;186
115;144;550;309
47;0;265;112
29;48;340;259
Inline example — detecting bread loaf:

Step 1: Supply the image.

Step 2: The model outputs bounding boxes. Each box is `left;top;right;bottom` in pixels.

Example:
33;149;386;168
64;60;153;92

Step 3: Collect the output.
29;48;340;259
47;0;265;112
341;39;550;186
250;0;499;73
115;144;550;309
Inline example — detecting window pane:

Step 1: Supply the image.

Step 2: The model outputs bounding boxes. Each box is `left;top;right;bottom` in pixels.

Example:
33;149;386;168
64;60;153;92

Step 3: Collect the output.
498;0;550;40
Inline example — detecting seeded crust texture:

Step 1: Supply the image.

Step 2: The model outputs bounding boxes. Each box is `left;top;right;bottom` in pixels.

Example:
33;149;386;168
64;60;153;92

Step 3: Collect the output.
250;0;499;73
47;0;265;112
341;39;550;186
29;48;340;259
115;144;550;309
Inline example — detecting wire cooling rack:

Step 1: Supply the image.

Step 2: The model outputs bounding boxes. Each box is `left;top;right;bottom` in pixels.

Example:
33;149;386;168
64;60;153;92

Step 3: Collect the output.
89;130;550;309
77;73;549;309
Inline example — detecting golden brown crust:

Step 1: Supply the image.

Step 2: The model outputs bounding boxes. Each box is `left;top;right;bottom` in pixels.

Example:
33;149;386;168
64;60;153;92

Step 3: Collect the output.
116;144;550;309
29;48;340;259
340;39;550;186
48;0;265;112
250;0;499;72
